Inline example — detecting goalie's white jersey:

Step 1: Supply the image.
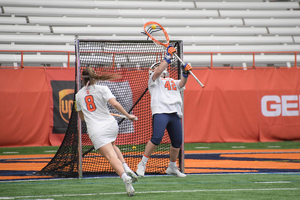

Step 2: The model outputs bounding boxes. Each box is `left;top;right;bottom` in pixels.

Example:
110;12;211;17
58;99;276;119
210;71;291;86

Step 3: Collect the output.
148;73;185;117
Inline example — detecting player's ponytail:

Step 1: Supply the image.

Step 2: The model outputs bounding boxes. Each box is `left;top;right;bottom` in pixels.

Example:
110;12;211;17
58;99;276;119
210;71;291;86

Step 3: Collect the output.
82;67;121;85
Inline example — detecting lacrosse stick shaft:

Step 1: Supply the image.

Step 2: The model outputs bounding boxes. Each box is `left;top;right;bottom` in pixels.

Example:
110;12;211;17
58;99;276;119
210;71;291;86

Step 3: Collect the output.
110;113;138;121
173;53;205;88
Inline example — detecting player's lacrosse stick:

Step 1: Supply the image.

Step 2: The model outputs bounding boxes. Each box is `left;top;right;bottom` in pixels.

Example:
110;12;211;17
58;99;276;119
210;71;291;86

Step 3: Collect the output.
110;113;138;121
142;21;204;88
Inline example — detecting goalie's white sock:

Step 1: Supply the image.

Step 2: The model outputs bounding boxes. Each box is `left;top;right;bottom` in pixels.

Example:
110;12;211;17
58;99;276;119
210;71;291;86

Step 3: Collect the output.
169;161;177;168
141;155;149;164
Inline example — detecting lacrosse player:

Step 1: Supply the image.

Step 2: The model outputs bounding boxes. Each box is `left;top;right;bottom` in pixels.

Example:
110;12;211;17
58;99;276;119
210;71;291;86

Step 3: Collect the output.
136;45;192;177
75;67;138;196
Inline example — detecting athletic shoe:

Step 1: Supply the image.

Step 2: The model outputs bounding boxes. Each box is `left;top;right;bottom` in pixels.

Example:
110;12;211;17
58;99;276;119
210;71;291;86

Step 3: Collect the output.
125;168;138;183
166;166;186;177
124;176;135;197
136;161;146;177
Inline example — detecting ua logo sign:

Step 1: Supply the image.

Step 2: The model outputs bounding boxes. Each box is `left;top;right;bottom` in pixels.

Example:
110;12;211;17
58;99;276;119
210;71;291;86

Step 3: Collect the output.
261;95;299;117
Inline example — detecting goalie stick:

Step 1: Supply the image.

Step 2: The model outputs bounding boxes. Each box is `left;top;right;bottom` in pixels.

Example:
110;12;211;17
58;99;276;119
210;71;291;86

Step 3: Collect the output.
142;21;205;88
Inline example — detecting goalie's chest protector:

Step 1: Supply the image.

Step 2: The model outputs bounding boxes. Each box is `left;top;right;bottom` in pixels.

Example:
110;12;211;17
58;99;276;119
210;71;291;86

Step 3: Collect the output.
148;76;183;117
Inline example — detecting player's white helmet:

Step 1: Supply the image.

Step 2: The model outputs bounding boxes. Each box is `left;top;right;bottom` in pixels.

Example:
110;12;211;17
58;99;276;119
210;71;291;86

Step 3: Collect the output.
149;62;169;77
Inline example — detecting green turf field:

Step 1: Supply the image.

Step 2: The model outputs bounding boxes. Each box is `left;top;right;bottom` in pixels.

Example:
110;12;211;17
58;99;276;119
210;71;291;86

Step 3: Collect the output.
184;141;300;150
1;141;299;155
0;173;299;199
1;142;299;199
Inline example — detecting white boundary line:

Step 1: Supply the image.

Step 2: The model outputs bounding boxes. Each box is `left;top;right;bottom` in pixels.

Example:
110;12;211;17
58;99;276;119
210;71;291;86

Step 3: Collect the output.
0;188;299;199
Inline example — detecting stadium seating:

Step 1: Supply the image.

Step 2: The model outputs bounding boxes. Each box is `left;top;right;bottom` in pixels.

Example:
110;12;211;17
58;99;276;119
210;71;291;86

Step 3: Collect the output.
0;0;299;68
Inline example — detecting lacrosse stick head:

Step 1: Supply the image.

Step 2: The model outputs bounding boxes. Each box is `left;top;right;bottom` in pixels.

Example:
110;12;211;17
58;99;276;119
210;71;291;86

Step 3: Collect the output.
149;62;169;77
143;21;170;48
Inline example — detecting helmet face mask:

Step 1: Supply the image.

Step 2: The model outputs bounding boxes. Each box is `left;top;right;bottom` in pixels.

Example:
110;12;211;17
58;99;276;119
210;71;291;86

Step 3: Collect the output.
149;62;169;77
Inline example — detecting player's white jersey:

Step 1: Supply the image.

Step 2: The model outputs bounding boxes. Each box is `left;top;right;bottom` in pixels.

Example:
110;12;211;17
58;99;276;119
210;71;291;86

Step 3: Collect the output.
75;85;117;137
148;73;185;117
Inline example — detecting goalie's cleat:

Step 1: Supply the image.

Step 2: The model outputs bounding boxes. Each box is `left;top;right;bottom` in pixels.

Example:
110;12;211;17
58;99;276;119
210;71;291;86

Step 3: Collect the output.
136;161;146;177
125;168;138;183
166;166;186;178
124;176;135;197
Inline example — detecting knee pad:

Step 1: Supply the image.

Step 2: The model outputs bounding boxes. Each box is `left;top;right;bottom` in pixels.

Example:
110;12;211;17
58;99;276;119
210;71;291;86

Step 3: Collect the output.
171;138;182;148
150;137;162;146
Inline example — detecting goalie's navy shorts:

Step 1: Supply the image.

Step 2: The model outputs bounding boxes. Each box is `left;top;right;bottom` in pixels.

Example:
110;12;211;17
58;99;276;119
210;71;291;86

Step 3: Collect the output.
151;113;182;148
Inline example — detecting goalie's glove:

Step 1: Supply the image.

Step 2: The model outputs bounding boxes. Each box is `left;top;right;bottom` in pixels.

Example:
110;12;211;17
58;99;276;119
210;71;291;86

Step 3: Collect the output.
167;45;176;56
182;63;192;78
164;45;176;64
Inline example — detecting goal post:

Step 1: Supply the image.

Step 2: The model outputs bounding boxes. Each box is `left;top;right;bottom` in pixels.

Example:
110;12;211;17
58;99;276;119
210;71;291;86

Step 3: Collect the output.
40;39;184;178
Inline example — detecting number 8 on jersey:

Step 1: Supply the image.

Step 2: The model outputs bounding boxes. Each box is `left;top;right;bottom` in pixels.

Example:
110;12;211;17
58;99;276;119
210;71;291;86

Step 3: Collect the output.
85;95;96;112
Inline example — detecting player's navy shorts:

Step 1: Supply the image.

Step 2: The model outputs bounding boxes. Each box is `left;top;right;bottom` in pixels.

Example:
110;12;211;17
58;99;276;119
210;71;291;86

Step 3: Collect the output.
151;113;182;148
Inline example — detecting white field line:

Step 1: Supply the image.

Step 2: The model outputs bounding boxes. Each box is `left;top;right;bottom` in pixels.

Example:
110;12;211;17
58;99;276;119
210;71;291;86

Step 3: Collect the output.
0;188;299;199
231;146;246;148
2;152;19;154
255;181;292;184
